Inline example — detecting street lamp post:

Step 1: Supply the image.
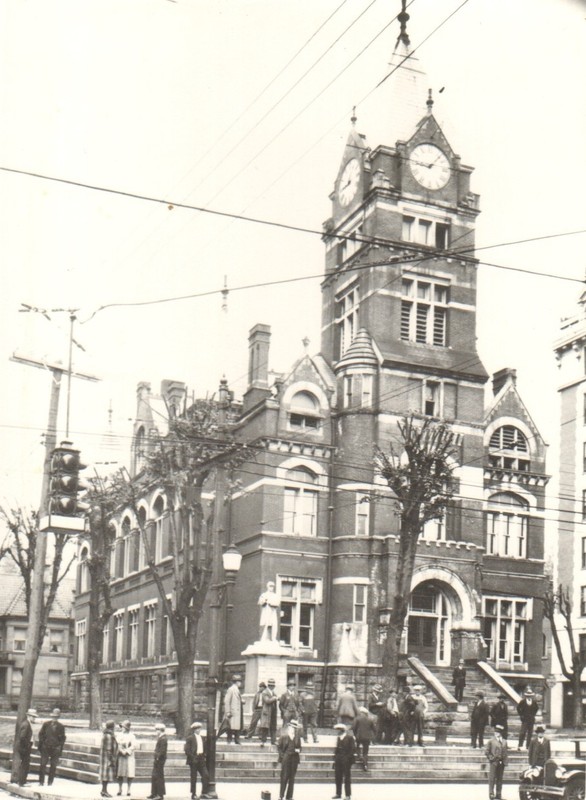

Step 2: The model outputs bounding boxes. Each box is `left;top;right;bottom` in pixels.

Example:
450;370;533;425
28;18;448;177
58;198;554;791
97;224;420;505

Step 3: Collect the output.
205;543;242;799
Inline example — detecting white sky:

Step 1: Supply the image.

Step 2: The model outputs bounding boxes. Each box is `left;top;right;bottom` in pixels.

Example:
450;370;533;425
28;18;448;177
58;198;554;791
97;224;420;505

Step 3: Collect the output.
0;0;585;509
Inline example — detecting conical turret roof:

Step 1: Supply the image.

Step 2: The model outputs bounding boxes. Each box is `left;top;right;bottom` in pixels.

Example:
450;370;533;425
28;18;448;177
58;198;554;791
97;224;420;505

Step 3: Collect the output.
335;328;378;372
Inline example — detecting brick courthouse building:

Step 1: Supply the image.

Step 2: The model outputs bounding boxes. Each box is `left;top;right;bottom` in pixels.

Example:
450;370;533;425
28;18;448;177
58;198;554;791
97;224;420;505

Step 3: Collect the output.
71;30;548;719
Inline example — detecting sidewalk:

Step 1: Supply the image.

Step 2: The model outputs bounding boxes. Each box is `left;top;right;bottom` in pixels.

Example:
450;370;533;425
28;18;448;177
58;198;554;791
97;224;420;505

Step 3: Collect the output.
0;771;506;800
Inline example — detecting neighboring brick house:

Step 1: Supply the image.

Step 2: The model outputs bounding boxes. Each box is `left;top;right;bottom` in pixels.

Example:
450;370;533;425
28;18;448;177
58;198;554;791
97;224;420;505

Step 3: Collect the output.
0;569;74;710
70;27;548;717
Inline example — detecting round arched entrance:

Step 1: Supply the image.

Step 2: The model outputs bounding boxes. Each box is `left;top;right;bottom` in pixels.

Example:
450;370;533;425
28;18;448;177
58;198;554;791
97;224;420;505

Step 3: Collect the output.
407;580;452;665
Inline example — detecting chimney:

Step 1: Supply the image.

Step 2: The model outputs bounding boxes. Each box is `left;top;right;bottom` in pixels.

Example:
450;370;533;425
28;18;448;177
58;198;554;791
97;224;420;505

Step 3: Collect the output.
492;368;517;396
243;324;272;412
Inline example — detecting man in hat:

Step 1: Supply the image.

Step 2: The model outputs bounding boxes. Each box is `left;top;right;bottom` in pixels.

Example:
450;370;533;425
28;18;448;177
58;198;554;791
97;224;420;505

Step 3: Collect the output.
280;680;301;725
517;688;539;750
470;690;490;749
277;719;302;800
38;707;66;786
246;681;267;739
147;722;167;800
367;683;385;743
489;693;509;739
332;722;356;800
410;685;428;747
300;681;319;743
353;707;376;771
184;722;210;800
528;724;551;770
383;689;400;745
451;658;467;703
336;685;359;726
485;723;508;800
224;674;244;744
258;678;279;746
16;708;37;786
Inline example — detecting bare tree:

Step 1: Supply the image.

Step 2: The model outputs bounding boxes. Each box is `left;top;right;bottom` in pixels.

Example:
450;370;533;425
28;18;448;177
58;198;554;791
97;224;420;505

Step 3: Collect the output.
116;397;252;737
0;504;76;651
83;476;122;729
543;583;585;729
374;415;458;688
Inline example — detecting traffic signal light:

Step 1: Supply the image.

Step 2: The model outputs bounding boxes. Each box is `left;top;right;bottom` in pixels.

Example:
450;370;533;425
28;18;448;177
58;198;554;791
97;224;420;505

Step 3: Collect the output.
49;441;89;517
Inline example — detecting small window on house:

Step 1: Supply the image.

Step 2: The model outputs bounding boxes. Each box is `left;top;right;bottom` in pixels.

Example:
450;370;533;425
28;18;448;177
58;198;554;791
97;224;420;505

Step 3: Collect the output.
488;425;530;471
581;587;586;617
353;585;367;623
582;537;586;569
355;494;370;536
424;382;439;416
289;391;321;430
13;628;27;652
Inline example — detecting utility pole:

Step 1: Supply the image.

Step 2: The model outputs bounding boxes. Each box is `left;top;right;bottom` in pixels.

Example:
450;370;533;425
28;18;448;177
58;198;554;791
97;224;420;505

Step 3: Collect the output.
9;354;99;782
10;362;62;782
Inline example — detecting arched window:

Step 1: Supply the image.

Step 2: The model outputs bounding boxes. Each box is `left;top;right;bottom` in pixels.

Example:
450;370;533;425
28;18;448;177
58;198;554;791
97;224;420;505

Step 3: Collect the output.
289;391;321;430
283;466;318;536
489;425;530;472
486;492;529;558
153;495;166;561
116;517;131;578
137;507;147;569
78;546;90;594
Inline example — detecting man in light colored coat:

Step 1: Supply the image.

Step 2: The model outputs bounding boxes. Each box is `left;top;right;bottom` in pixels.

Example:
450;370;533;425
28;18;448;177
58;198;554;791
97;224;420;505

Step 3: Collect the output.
224;674;244;745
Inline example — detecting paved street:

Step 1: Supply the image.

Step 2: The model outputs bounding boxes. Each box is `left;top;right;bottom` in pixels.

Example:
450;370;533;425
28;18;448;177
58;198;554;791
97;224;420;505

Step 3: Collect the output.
0;771;513;800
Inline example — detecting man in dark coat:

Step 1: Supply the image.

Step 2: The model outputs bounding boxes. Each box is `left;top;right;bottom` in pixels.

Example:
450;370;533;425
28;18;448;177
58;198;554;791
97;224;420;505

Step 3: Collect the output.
528;725;551;768
332;722;355;800
38;707;66;786
184;721;210;800
451;659;467;703
489;693;509;738
258;678;278;746
280;680;301;725
277;719;302;800
517;688;539;750
367;683;385;742
352;707;376;770
148;723;167;800
485;723;508;800
245;682;266;739
399;691;417;746
470;690;489;748
16;708;37;786
300;681;319;744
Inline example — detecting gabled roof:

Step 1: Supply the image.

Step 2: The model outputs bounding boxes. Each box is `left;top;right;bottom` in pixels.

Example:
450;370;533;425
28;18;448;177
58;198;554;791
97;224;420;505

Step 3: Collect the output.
0;573;75;620
484;371;545;448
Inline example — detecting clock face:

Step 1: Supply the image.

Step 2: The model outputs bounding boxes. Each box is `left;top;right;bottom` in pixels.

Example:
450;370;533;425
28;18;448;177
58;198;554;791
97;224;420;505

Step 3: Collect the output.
338;158;360;207
409;144;450;190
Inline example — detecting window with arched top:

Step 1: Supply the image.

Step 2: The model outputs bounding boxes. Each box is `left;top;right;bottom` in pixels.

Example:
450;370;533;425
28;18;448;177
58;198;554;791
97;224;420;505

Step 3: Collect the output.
486;491;529;558
488;425;530;472
79;546;90;594
289;391;321;431
152;495;168;561
283;466;319;536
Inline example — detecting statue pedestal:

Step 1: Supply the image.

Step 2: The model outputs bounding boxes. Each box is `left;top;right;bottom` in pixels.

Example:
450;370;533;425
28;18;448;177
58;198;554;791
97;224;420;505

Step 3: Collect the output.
241;640;290;696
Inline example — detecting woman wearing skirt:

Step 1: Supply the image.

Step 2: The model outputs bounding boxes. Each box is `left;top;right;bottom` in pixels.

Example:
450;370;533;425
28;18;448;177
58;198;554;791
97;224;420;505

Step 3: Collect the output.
99;720;119;798
116;720;136;796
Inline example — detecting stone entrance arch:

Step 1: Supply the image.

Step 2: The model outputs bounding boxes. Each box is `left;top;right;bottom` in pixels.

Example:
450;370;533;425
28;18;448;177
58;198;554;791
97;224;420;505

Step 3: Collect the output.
405;565;481;666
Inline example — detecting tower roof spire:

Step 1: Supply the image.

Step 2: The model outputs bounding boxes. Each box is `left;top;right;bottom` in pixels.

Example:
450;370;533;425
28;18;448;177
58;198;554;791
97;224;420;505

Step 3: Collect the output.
397;0;410;47
426;88;434;115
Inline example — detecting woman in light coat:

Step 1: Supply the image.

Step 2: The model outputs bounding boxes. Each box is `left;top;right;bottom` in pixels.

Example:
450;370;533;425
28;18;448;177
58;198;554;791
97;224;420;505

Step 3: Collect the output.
116;719;136;796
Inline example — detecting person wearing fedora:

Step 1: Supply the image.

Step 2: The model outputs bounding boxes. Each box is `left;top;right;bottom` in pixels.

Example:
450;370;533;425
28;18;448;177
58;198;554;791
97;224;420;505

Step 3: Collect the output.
470;690;490;749
452;659;467;703
184;721;210;800
116;719;136;797
332;722;356;800
16;707;37;786
300;682;319;743
38;707;66;786
485;723;508;800
280;680;302;725
489;693;509;739
258;678;278;746
246;681;267;739
517;688;539;750
277;719;302;800
147;723;167;800
224;674;244;744
367;683;385;743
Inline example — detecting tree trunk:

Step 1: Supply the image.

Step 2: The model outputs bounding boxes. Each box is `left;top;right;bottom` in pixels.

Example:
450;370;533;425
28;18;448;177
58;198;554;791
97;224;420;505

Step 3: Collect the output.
176;652;195;738
572;663;584;729
88;668;102;731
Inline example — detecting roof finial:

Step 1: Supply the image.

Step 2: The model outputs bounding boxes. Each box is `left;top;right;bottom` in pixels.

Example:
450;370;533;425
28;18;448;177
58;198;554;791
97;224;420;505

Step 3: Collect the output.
221;274;229;312
427;88;434;114
302;336;310;352
351;106;357;127
397;0;410;47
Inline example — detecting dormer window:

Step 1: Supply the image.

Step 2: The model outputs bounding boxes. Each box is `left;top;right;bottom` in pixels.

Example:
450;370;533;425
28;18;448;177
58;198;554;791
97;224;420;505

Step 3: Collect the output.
489;425;530;472
289;391;320;430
